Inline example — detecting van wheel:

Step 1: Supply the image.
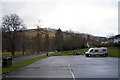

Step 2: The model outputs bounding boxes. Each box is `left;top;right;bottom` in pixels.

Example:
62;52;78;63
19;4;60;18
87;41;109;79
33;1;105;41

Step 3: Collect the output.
86;54;91;57
103;54;106;57
88;54;91;57
85;54;88;57
100;55;103;57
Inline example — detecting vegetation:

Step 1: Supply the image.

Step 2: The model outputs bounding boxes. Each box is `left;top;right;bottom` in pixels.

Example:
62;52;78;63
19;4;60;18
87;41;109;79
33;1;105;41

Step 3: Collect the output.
108;47;119;58
44;31;50;52
2;14;120;75
54;28;64;51
35;25;41;54
0;67;2;74
50;48;89;56
50;47;119;58
3;47;119;58
2;14;90;57
2;14;26;56
2;51;43;58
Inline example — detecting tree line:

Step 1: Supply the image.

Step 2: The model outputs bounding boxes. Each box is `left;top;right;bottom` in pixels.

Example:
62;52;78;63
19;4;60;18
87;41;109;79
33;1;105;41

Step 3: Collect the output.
2;14;97;57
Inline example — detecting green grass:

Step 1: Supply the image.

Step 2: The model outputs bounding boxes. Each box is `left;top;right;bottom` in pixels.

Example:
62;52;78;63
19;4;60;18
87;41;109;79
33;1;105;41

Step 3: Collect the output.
50;48;89;56
108;47;119;58
2;51;43;58
0;66;2;74
50;47;119;58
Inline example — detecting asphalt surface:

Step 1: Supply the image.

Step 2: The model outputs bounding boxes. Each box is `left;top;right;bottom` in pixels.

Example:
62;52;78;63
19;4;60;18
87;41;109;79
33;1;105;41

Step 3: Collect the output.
0;52;54;80
2;55;119;80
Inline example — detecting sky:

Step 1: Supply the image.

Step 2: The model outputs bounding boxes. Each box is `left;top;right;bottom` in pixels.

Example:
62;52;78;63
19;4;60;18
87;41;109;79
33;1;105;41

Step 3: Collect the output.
1;0;119;37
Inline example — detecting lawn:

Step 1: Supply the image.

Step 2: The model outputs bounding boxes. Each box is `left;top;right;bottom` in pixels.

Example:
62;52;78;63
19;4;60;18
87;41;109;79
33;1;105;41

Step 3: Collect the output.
50;47;119;58
2;51;43;58
108;47;119;58
0;66;2;74
50;48;89;56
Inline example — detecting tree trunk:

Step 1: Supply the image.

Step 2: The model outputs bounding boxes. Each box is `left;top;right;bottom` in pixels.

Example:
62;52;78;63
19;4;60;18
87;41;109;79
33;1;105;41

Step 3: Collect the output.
22;46;25;55
11;40;15;57
11;50;14;57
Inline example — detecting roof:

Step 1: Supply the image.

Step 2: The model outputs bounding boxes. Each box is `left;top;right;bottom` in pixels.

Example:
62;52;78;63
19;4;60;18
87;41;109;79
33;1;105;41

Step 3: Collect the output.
89;47;107;49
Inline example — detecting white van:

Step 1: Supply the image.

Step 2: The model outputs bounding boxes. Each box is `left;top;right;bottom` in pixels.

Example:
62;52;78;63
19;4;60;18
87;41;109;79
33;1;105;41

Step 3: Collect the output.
85;47;108;57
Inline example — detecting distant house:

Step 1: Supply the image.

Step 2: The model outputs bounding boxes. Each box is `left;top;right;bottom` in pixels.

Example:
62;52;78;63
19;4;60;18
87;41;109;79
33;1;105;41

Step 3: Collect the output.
109;34;120;43
113;35;120;43
86;42;90;48
101;41;109;44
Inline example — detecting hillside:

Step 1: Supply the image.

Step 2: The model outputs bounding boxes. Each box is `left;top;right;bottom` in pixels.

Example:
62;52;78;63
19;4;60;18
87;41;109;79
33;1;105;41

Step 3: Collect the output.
23;28;56;38
2;27;107;55
22;28;106;42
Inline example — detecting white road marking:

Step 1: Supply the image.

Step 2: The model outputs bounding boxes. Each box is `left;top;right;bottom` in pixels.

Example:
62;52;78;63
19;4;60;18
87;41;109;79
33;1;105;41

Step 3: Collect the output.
68;64;75;80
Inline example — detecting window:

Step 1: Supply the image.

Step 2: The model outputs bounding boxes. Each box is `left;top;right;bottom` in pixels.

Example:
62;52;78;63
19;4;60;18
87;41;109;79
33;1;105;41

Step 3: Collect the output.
90;49;93;52
103;49;106;51
95;50;98;52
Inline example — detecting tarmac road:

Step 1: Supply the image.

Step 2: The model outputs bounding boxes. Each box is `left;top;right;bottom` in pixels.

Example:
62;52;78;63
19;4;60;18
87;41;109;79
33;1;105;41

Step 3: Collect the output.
2;55;119;80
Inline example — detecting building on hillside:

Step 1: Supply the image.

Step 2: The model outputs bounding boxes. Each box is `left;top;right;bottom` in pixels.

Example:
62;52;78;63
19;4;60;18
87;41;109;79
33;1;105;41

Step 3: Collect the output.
108;34;120;43
113;35;120;43
101;41;109;44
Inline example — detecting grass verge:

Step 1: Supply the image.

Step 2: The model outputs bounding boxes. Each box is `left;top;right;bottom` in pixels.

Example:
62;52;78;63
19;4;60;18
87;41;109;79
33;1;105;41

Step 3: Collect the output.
108;47;120;58
2;51;44;58
50;48;89;56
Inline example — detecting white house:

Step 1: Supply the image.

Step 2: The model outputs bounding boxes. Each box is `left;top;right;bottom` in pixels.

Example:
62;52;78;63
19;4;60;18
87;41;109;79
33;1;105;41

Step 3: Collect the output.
111;34;120;43
113;38;120;43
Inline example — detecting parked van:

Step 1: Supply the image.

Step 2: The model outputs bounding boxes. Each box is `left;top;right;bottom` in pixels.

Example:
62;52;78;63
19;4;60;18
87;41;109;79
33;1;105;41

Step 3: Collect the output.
85;47;108;57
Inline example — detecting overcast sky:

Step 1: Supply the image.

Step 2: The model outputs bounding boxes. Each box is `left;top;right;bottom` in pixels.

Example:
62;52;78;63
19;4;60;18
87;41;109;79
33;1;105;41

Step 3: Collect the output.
1;0;119;37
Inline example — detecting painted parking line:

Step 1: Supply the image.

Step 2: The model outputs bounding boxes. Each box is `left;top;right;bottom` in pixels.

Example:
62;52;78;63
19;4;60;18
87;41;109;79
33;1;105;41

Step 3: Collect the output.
68;64;75;80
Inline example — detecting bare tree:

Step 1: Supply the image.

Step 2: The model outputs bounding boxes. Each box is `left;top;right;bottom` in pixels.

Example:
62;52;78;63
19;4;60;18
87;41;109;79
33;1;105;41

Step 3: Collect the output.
18;29;29;55
55;28;64;51
44;31;50;52
35;25;40;54
2;14;26;56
